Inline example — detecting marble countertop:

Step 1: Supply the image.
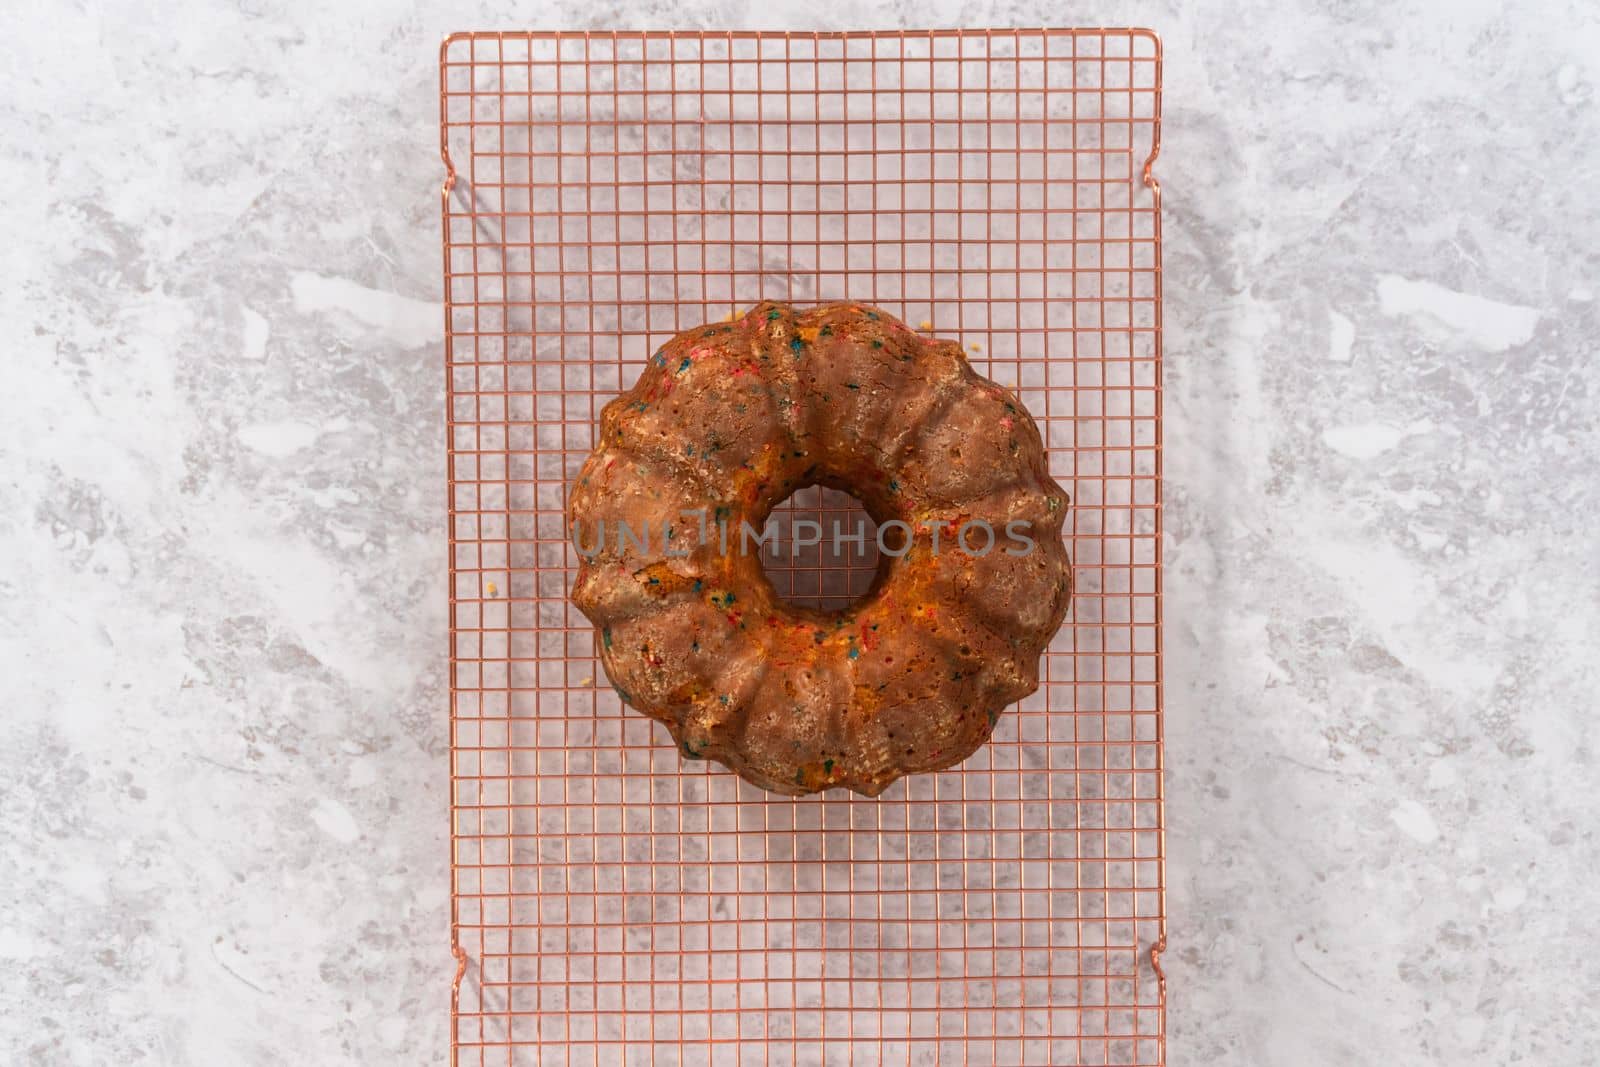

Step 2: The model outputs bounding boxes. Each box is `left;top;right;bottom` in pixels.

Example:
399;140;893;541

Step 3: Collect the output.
2;1;1596;1063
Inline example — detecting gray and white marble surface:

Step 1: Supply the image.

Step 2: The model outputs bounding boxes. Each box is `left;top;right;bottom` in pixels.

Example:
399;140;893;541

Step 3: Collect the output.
2;0;1596;1064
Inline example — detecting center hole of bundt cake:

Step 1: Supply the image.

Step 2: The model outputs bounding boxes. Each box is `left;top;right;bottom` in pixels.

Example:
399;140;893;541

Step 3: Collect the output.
759;485;885;614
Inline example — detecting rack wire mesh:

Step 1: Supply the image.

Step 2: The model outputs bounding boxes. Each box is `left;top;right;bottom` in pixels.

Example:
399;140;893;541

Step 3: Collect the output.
440;28;1164;1066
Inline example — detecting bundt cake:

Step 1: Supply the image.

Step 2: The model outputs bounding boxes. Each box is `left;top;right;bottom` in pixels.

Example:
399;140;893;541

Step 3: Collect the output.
568;301;1071;796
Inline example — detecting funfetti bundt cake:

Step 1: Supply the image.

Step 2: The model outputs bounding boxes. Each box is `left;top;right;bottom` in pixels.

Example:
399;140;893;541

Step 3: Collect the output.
567;301;1072;796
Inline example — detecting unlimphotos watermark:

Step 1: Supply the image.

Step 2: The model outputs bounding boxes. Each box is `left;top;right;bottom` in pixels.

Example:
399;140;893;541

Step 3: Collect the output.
571;509;1038;559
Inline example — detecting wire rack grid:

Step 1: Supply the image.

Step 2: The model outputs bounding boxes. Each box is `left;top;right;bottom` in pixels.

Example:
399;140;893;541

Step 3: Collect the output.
440;28;1164;1067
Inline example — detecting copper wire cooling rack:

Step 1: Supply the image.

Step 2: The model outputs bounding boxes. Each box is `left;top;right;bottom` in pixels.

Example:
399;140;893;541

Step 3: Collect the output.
440;29;1164;1066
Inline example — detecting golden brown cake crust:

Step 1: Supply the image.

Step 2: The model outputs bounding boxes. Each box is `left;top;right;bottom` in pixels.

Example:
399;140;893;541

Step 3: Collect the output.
568;302;1072;796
